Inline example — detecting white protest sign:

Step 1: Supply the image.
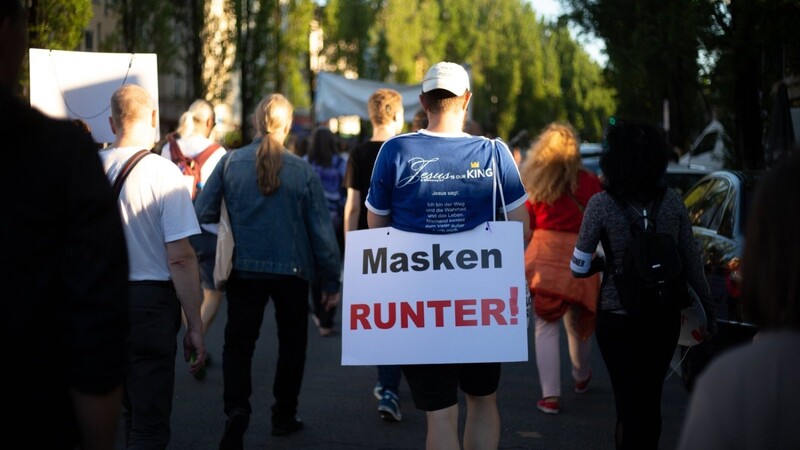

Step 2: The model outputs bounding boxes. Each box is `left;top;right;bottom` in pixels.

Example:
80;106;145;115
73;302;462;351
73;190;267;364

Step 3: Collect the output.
29;48;160;144
341;222;528;366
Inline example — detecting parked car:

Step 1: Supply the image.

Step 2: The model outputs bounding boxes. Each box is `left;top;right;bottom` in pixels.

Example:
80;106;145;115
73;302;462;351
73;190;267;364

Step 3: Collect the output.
581;156;709;196
675;169;764;390
579;142;603;157
579;142;603;175
678;120;733;170
663;163;711;196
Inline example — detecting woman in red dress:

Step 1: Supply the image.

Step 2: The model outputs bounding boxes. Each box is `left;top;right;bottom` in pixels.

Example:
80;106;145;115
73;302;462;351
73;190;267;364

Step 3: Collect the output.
519;122;603;415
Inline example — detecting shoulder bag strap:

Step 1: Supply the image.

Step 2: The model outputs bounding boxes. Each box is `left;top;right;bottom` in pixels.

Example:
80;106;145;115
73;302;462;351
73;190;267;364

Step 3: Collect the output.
491;139;508;221
194;142;223;169
112;149;152;198
602;193;632;277
168;133;187;165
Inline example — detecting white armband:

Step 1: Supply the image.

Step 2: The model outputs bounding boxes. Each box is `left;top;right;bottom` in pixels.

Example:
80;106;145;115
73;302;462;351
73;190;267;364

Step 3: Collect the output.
570;248;593;274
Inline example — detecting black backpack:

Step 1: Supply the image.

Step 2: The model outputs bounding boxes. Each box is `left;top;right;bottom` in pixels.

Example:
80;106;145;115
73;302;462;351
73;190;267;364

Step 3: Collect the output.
602;190;691;312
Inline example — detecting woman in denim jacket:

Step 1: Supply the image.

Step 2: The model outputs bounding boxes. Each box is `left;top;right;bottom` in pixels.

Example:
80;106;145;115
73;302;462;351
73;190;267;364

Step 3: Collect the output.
195;93;341;449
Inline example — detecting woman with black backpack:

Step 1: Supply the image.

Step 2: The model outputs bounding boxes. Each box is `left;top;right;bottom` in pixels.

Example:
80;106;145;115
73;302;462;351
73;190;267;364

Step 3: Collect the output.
570;119;716;449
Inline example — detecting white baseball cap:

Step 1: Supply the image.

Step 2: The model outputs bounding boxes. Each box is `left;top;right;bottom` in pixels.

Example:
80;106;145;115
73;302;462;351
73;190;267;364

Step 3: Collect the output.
422;62;470;96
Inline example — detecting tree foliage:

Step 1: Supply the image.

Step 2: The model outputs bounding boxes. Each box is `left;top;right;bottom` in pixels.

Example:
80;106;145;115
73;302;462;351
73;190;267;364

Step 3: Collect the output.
321;0;379;76
229;0;315;139
320;0;616;142
26;0;92;51
699;0;800;169
565;0;800;168
110;0;617;143
19;0;92;93
113;0;183;78
201;0;236;103
565;0;706;151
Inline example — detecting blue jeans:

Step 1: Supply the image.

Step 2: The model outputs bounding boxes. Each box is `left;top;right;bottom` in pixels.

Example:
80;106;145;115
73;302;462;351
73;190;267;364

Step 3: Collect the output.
378;365;402;394
222;274;309;424
122;281;181;450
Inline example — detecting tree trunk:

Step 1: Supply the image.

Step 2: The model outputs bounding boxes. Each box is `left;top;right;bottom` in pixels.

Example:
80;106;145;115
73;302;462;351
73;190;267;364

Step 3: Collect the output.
190;0;205;100
732;0;765;170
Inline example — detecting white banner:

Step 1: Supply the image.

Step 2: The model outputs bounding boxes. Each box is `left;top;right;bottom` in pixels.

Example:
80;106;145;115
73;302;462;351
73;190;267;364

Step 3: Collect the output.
341;222;528;366
29;49;160;145
315;71;422;123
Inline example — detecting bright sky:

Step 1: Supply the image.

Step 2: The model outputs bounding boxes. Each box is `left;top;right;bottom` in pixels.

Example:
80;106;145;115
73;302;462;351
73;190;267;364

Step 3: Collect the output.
528;0;608;67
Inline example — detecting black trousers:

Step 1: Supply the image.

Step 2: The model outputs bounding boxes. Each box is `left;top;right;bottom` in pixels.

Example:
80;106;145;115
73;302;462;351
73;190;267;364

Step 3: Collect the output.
595;305;680;450
222;275;309;424
123;281;181;450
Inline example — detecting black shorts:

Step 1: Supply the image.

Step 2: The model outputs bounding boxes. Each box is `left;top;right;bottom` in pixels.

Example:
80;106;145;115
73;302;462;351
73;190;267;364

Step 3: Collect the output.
189;229;217;290
401;362;501;411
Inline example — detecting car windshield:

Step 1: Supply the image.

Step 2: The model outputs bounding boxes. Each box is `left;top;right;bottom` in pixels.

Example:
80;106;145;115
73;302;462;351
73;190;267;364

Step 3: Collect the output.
663;171;709;196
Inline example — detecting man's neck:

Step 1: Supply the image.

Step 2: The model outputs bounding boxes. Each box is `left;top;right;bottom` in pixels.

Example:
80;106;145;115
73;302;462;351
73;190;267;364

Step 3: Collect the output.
371;124;397;142
111;124;156;149
112;135;152;150
426;112;466;134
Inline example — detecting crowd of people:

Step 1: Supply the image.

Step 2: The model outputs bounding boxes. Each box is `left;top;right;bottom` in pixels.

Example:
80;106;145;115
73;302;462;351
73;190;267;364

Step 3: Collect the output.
4;0;800;448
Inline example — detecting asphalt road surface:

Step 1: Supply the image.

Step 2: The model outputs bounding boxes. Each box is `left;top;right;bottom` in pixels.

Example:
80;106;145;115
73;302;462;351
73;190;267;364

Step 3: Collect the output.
116;297;691;449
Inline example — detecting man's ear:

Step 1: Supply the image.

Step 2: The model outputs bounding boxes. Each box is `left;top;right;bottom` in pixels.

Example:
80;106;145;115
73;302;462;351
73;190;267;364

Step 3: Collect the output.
151;110;157;128
108;116;117;135
418;94;429;112
462;92;472;111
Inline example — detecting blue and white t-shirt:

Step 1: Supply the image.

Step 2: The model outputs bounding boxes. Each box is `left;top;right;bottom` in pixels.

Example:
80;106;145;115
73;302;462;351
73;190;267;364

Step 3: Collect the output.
365;130;527;234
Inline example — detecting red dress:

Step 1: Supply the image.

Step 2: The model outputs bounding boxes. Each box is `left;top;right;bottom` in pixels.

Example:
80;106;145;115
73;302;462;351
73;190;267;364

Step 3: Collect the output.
524;170;602;339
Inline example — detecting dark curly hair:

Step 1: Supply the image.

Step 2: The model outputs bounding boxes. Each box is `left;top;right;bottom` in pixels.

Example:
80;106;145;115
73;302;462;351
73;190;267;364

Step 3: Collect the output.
599;119;671;202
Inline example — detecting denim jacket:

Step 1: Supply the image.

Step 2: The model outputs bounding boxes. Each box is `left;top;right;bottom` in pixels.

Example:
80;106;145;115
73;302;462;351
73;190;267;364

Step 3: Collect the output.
195;138;341;292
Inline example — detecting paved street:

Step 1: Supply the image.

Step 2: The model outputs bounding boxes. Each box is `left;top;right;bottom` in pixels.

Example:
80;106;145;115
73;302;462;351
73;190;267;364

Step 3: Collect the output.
119;298;691;449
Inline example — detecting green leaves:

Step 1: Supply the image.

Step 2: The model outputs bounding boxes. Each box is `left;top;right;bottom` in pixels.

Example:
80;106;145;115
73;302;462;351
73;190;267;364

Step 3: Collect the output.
27;0;92;51
320;0;615;142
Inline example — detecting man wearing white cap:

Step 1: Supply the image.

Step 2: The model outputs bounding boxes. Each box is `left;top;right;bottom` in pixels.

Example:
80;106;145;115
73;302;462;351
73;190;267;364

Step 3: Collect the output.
366;62;531;449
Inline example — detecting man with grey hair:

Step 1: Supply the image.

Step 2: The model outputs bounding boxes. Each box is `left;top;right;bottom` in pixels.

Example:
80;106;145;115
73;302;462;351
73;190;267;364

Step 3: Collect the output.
100;83;207;448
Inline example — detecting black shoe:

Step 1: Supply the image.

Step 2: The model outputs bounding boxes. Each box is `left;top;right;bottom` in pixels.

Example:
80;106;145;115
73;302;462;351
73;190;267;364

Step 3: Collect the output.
220;409;249;450
271;416;304;436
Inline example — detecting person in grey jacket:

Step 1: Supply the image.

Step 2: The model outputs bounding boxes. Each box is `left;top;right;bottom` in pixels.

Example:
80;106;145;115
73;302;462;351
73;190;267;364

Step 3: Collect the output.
195;93;341;449
571;119;715;450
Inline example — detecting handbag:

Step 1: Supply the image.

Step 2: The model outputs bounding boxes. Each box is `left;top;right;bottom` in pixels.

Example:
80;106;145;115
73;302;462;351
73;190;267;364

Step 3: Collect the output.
213;155;234;290
678;286;707;347
491;140;532;326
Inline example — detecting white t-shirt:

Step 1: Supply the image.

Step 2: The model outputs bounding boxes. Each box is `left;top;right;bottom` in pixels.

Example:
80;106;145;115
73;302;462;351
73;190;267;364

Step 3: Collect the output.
101;146;201;281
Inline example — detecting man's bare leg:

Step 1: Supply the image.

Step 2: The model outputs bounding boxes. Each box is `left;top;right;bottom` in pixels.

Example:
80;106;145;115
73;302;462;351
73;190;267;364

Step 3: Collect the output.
426;404;460;450
464;393;500;450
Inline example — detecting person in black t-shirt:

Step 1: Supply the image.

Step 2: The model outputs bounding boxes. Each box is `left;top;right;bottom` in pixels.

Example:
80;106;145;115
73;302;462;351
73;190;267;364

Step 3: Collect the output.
343;88;406;422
